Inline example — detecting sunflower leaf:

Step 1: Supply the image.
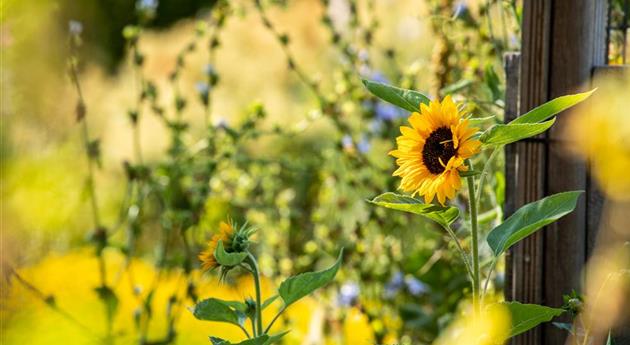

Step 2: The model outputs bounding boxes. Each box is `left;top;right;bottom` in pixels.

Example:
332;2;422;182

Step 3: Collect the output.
368;193;459;228
192;298;243;326
510;89;595;124
362;79;430;113
214;240;248;267
487;191;582;256
480;118;555;146
278;249;343;308
232;335;270;345
264;331;290;345
501;301;565;338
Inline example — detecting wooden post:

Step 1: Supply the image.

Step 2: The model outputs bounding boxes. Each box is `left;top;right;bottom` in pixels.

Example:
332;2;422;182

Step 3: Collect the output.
509;1;608;344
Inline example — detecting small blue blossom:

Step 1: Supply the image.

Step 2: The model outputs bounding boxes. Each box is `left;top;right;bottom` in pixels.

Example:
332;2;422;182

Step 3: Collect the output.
338;282;360;306
68;20;83;35
342;134;354;150
203;64;216;76
375;102;401;121
368;119;383;134
358;49;369;62
357;136;371;154
453;1;468;18
405;276;428;296
371;72;389;84
384;271;405;299
195;81;210;96
137;0;158;11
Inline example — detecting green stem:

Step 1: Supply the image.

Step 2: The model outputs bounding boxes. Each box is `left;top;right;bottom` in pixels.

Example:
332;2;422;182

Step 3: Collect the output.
443;225;474;283
247;252;264;336
264;306;286;334
466;161;481;318
475;147;500;206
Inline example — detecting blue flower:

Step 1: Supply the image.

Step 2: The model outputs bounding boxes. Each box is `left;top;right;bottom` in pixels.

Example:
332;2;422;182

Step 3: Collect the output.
371;72;389;84
368;119;384;134
68;20;83;35
453;1;468;18
342;134;353;150
338;282;360;306
203;64;216;77
136;0;159;11
405;276;428;296
375;102;401;121
357;136;371;154
195;81;210;96
384;272;405;299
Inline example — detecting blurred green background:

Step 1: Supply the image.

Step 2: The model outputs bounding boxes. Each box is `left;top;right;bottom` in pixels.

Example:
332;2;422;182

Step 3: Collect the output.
1;0;522;344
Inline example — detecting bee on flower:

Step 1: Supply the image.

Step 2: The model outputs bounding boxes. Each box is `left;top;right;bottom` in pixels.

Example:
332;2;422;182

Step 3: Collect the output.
389;96;481;205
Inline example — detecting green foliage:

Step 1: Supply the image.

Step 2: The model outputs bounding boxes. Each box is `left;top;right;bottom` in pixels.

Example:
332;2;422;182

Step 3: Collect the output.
362;79;430;113
487;191;582;256
501;302;565;337
193;298;245;327
510;90;595;124
369;193;459;228
480;118;556;146
278;249;343;307
214;240;248;267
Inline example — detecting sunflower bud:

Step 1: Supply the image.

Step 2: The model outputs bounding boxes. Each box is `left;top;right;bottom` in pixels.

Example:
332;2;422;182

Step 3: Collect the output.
198;220;255;272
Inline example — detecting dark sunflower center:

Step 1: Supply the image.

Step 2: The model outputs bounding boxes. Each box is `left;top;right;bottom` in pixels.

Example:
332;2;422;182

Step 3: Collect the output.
422;127;457;174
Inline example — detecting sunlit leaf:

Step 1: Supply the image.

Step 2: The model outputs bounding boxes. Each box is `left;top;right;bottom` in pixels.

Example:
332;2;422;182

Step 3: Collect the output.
487;191;582;256
278;249;343;307
362;79;430;113
369;193;459;228
214;240;248;267
501;302;564;337
192;298;243;326
264;331;290;345
480;118;555;146
510;90;595;124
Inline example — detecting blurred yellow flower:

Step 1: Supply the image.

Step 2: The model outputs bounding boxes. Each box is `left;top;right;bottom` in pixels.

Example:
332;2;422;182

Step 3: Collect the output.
564;75;630;200
390;96;481;205
199;221;236;271
434;301;511;345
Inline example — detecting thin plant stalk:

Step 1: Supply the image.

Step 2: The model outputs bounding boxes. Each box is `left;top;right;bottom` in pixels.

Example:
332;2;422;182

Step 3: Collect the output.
247;252;264;336
466;161;481;317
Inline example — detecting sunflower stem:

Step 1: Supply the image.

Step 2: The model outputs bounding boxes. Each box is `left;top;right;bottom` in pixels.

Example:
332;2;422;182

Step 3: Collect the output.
466;161;481;319
246;252;264;336
475;147;500;205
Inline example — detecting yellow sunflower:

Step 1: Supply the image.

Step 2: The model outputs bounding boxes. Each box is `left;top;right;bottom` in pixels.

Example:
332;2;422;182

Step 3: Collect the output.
390;96;481;205
199;221;235;271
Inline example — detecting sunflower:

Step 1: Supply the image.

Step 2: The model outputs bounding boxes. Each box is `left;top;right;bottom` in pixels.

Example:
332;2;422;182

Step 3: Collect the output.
199;221;235;271
389;96;481;205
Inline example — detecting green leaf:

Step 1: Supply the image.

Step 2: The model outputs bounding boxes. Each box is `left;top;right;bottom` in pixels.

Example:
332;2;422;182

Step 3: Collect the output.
261;295;279;310
264;331;290;345
210;337;228;345
368;193;459;228
468;115;496;126
502;302;564;337
480;118;555;146
192;298;242;326
607;331;615;345
487;191;582;256
214;240;248;267
233;335;270;345
362;79;430;113
279;249;343;308
510;89;595;124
